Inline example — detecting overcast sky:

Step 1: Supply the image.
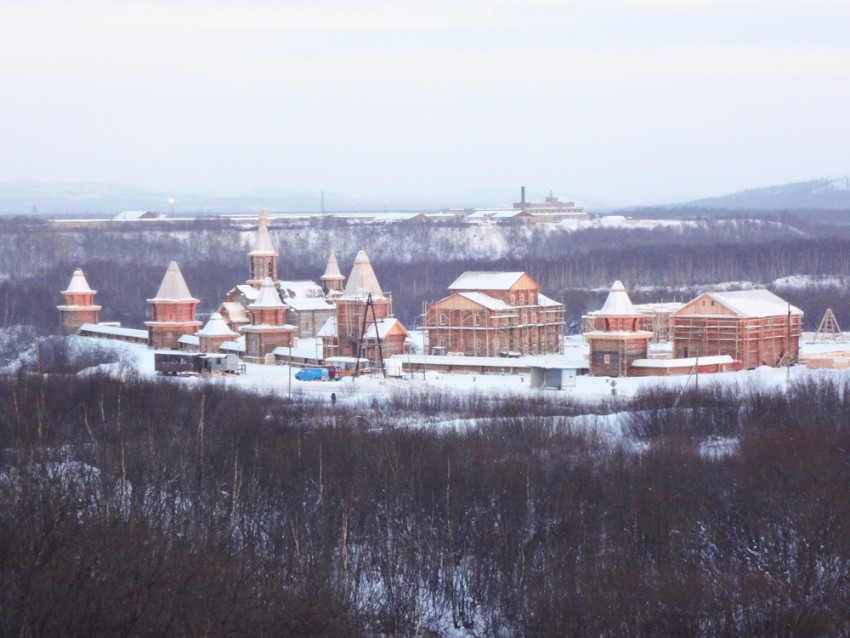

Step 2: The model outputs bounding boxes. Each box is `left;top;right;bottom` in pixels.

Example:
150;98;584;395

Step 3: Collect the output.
1;0;848;208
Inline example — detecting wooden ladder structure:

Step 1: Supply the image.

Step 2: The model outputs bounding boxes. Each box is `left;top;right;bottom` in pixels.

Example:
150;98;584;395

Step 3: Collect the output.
814;308;845;343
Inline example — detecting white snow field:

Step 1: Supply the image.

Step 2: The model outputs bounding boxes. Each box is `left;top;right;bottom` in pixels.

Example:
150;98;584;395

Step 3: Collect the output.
33;331;850;408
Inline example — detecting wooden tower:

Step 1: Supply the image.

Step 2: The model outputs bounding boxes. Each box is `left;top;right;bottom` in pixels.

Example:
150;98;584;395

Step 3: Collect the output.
57;268;101;334
145;261;201;349
585;280;652;377
247;210;278;286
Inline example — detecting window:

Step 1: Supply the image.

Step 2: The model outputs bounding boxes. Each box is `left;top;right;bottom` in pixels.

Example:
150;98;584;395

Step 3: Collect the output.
603;354;611;365
439;312;448;326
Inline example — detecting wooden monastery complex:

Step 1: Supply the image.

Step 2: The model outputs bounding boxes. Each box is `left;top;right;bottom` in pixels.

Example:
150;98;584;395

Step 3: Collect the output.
57;211;808;380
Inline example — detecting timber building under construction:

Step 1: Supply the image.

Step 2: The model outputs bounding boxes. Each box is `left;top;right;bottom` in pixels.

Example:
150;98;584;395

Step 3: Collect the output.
423;272;563;357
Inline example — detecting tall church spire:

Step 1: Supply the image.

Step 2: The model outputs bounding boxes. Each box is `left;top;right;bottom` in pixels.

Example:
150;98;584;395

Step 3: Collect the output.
248;209;278;285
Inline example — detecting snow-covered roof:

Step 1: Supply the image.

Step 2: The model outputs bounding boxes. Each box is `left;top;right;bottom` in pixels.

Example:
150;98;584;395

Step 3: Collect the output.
317;316;337;338
219;336;245;353
362;317;409;340
321;250;345;281
456;291;511;311
220;302;249;323
178;334;200;346
248;211;278;256
236;284;259;301
466;209;525;221
285;297;335;312
696;290;804;318
249;278;285;308
198;312;238;337
449;272;526;291
633;301;684;313
114;210;158;220
149;261;197;302
537;293;562;308
77;324;147;339
62;268;95;295
631;355;734;368
589;280;638;316
343;250;384;298
279;280;325;299
526;355;589;370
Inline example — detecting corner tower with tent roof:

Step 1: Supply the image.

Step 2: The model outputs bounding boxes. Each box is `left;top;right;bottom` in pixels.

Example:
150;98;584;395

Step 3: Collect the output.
145;261;201;349
585;280;653;377
57;268;102;334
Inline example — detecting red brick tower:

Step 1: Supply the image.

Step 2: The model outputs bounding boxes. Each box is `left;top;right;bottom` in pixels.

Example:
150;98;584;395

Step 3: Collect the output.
146;261;201;349
247;211;278;286
57;268;101;334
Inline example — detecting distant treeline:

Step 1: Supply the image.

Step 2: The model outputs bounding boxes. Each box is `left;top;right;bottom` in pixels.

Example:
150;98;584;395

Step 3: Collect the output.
3;214;850;333
1;365;849;635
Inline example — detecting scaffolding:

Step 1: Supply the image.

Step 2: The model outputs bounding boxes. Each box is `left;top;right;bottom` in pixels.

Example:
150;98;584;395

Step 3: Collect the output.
673;314;800;369
421;301;563;357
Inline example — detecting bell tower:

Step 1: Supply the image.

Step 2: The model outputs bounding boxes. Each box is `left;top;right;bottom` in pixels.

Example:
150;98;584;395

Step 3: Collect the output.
248;210;278;286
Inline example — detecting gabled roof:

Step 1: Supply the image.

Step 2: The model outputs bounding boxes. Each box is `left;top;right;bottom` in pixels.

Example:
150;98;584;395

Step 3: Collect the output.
279;280;325;299
449;272;526;291
362;317;409;340
537;293;563;308
682;290;804;318
321;250;345;282
149;261;197;302
317;316;338;338
62;268;95;295
198;312;239;337
343;250;384;298
219;336;246;353
220;302;249;323
248;211;278;256
235;284;259;301
285;297;335;312
456;291;511;311
178;334;200;346
590;280;638;316
250;277;285;308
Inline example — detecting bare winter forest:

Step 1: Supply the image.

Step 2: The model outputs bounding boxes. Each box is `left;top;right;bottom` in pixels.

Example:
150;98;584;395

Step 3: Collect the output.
1;366;850;635
3;211;850;636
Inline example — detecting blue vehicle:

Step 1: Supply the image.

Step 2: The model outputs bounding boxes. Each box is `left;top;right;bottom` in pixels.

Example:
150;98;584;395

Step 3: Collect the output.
295;367;330;381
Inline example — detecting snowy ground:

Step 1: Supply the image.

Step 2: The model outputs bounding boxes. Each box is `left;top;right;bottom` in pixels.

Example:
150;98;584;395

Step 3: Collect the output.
30;331;850;408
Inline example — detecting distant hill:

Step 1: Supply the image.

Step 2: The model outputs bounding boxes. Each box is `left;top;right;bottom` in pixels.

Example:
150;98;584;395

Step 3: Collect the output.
0;180;441;217
682;176;850;210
